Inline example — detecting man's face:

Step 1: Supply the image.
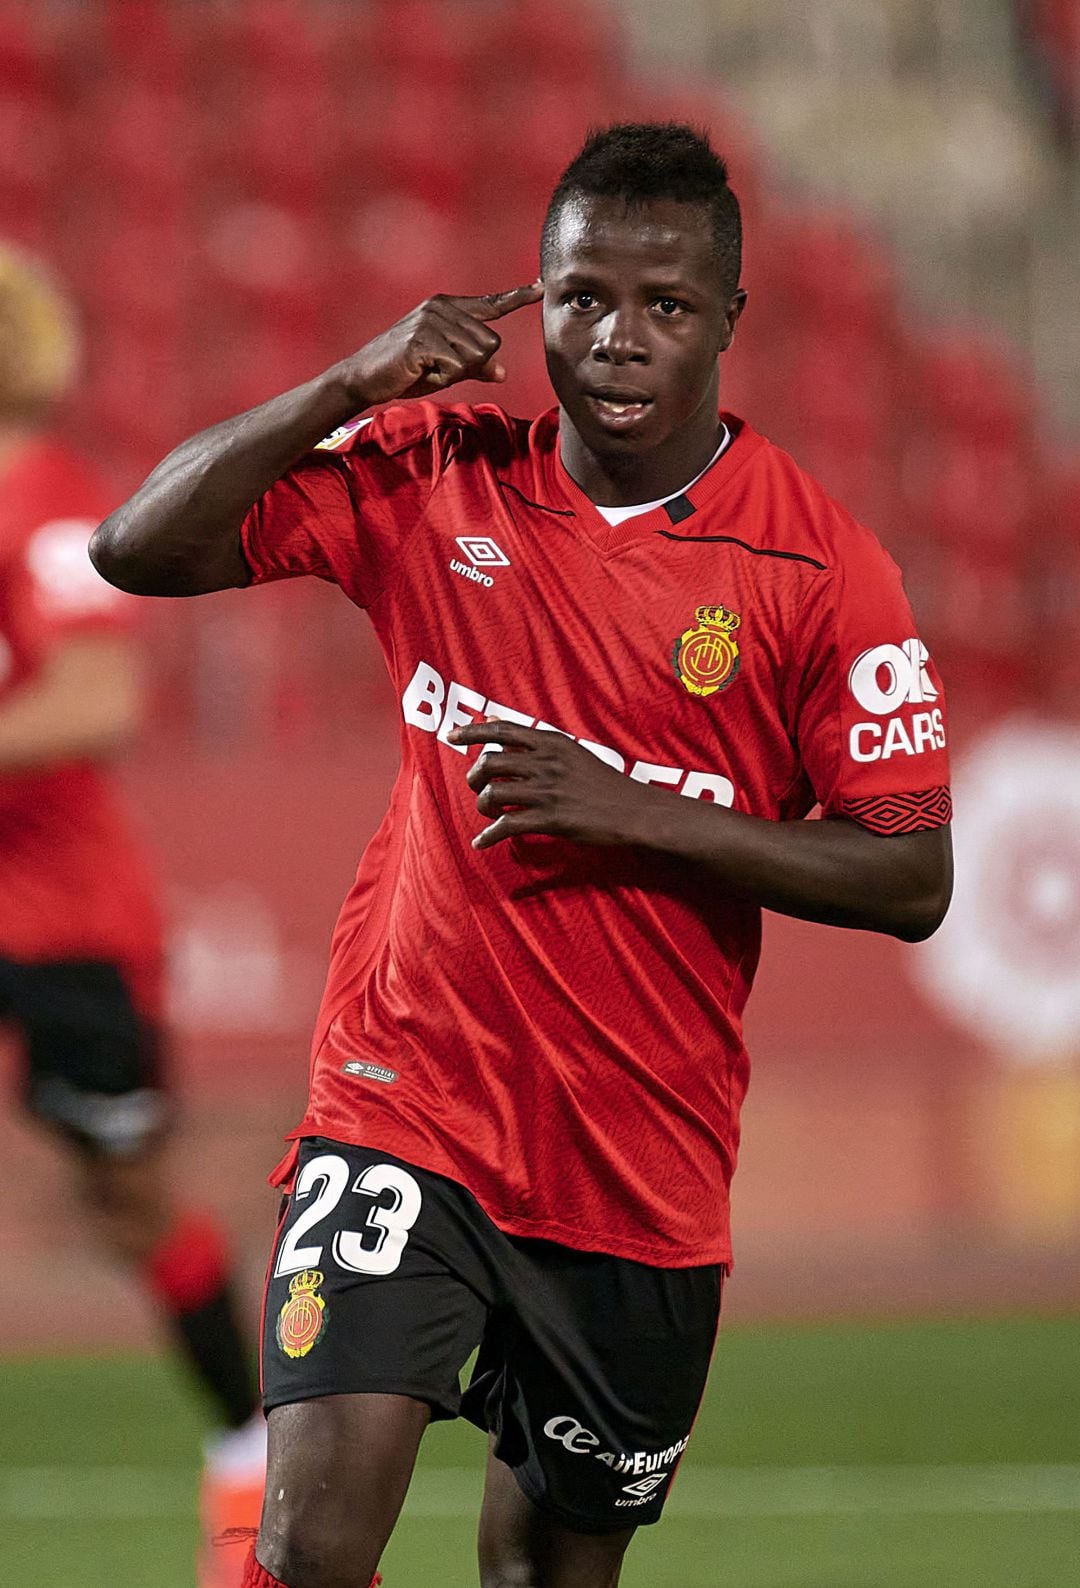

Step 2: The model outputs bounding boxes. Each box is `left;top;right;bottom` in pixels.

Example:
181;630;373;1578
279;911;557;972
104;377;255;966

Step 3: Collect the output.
541;194;743;459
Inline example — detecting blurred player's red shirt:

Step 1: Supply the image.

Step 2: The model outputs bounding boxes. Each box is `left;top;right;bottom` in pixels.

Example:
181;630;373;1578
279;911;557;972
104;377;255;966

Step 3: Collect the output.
0;436;162;1012
242;404;951;1266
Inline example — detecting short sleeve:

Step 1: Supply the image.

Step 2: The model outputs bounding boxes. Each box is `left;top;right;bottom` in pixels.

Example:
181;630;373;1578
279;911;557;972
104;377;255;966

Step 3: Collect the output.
239;407;440;609
25;516;139;641
792;532;951;835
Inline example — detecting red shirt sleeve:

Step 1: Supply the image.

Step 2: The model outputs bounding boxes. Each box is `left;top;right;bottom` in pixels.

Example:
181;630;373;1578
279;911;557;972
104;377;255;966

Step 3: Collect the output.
792;528;951;835
239;406;442;609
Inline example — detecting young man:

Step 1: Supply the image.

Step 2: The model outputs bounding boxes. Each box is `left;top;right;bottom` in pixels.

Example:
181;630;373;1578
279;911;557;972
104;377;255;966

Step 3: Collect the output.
92;124;953;1588
0;246;263;1588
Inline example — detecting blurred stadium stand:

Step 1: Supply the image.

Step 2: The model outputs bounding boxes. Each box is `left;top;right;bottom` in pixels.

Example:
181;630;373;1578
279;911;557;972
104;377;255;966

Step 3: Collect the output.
1;0;1078;1338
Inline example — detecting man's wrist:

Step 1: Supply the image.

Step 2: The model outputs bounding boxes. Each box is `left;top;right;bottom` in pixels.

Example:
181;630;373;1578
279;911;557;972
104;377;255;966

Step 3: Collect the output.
619;781;685;852
317;362;372;421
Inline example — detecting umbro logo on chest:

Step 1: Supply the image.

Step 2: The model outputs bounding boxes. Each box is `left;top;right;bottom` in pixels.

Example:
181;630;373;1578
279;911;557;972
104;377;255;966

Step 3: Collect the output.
449;535;509;588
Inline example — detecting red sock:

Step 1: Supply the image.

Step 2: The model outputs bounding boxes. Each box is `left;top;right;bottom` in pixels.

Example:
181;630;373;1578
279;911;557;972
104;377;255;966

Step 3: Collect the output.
142;1209;228;1312
241;1548;286;1587
240;1546;381;1587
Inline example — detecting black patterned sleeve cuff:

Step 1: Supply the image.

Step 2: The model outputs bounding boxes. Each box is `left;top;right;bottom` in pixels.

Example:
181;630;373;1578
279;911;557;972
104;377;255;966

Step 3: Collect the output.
839;786;952;835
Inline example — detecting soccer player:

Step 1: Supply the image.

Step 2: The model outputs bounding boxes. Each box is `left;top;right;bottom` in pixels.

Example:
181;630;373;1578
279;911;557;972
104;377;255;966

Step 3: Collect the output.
91;124;953;1588
0;246;263;1586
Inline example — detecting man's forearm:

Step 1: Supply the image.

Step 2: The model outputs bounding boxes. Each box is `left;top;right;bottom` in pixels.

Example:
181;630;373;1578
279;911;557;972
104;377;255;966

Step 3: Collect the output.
90;287;543;601
89;364;360;598
625;791;952;941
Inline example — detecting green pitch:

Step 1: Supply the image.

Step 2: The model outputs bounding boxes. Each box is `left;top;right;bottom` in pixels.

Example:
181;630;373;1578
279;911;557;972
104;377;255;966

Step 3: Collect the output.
6;1316;1079;1587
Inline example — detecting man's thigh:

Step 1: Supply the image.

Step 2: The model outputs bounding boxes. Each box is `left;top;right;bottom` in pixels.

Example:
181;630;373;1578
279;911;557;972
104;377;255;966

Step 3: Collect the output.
259;1392;429;1588
478;1439;634;1588
465;1241;725;1537
261;1137;492;1419
259;1136;501;1583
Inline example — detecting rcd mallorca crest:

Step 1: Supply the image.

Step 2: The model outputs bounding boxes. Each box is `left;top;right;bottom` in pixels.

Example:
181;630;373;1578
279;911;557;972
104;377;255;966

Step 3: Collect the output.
673;604;741;697
276;1269;327;1359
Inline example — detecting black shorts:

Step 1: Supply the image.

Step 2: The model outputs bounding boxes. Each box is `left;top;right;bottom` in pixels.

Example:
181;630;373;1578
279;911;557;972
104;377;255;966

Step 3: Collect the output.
0;957;169;1156
261;1137;725;1534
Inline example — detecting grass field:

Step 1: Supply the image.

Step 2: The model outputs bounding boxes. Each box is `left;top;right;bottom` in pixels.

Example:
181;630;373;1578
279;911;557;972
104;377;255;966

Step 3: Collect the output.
6;1316;1080;1587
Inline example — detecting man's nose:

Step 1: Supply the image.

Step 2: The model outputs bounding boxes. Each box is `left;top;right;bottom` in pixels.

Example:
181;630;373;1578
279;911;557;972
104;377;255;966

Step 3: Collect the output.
591;309;648;364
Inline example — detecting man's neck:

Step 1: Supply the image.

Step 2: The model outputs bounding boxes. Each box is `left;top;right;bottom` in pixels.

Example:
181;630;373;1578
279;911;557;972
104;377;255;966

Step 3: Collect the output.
559;396;724;509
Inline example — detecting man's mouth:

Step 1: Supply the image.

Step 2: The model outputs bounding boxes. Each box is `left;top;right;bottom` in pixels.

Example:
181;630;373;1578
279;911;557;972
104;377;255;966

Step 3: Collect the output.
585;389;654;426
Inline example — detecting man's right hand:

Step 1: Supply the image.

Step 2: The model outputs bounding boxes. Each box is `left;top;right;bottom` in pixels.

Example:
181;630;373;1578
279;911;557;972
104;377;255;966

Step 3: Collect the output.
91;283;545;598
340;284;545;408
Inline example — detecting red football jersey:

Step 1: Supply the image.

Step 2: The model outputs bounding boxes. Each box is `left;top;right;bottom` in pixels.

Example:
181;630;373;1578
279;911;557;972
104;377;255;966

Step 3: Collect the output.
0;436;163;1011
241;404;951;1266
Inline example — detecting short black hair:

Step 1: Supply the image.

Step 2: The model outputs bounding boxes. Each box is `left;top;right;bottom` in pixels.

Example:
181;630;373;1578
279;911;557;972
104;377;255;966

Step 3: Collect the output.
541;122;742;297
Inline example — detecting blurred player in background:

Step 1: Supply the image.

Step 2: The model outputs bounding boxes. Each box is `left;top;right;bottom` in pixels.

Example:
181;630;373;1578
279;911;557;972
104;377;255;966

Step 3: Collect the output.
0;245;262;1588
93;125;953;1587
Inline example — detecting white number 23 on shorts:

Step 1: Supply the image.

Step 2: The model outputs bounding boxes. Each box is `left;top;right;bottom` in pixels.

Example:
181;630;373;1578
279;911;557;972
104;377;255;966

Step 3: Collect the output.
274;1154;423;1279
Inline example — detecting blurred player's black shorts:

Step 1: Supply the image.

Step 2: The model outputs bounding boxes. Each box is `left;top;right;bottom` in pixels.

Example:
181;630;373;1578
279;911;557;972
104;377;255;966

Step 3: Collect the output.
0;956;169;1156
262;1135;725;1533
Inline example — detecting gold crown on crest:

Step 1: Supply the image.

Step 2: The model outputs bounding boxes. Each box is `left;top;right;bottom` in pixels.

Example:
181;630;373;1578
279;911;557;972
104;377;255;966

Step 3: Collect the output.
695;604;740;634
288;1269;324;1296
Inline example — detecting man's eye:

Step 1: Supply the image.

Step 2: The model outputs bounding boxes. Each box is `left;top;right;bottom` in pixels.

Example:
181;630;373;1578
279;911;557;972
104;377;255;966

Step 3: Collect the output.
567;291;597;311
655;297;685;316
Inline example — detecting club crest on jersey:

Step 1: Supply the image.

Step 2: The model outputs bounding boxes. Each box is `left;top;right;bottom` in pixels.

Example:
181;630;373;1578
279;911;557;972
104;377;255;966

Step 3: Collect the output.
276;1269;327;1359
672;605;741;698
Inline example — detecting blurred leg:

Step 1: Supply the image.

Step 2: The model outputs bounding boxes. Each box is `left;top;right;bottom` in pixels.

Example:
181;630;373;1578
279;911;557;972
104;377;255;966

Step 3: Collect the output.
478;1441;634;1588
78;1143;258;1429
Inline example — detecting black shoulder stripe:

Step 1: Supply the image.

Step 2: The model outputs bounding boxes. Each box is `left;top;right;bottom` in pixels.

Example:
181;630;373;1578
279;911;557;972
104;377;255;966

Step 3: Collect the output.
658;530;827;570
497;479;575;517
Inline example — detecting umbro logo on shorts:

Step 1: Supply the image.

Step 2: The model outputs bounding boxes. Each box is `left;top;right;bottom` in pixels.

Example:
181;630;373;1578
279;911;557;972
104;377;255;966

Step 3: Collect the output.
621;1473;668;1498
449;535;510;588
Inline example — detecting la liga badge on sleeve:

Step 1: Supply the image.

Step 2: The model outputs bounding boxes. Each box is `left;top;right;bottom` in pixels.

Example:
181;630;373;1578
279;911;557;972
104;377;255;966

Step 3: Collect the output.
673;604;741;697
276;1269;328;1358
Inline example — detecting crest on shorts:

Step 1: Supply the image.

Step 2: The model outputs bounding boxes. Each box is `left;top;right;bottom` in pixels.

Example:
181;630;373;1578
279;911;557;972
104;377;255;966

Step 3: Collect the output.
672;604;741;698
276;1269;327;1359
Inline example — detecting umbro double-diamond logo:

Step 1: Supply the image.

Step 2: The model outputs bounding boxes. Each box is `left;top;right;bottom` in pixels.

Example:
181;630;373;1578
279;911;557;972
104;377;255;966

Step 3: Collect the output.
449;535;509;588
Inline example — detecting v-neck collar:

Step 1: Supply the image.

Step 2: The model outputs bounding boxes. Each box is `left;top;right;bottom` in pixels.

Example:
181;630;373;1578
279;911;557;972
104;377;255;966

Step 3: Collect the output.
536;410;764;556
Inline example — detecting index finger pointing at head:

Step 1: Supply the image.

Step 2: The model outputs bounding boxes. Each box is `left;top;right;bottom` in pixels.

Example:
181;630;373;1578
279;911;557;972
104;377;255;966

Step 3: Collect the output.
461;283;545;321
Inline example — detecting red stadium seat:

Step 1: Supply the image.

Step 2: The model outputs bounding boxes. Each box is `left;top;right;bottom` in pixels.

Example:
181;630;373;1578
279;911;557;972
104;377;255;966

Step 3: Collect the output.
478;0;624;92
186;320;320;432
365;0;482;88
341;80;471;212
69;223;190;336
73;83;194;218
912;335;1036;447
767;214;899;341
186;0;326;82
101;0;186;86
0;5;49;95
195;81;336;211
0;89;60;238
79;325;189;469
195;200;327;341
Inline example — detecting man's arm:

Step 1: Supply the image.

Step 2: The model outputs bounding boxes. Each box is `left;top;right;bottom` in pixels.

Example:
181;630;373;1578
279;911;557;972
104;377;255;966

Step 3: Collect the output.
0;632;140;771
89;287;543;598
449;722;952;942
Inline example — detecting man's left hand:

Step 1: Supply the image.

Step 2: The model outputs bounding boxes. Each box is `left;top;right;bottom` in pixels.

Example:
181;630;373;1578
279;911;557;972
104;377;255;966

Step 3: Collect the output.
448;720;649;851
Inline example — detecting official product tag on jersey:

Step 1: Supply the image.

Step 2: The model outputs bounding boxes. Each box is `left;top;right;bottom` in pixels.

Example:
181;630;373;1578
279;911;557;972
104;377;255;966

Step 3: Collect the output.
342;1059;398;1084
